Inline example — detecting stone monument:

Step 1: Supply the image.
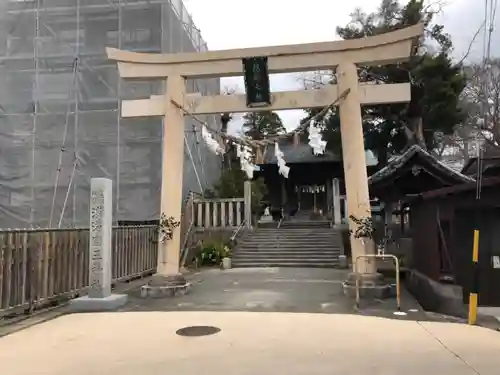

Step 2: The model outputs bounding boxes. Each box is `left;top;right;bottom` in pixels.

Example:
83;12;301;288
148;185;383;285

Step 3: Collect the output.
70;178;128;312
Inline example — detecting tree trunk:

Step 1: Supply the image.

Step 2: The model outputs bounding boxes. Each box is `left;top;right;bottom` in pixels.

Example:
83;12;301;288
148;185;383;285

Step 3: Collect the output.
405;84;426;149
404;117;426;149
376;147;389;166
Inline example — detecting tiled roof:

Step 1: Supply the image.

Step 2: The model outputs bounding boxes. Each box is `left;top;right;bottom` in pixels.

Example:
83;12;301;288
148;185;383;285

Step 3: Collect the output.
368;145;475;185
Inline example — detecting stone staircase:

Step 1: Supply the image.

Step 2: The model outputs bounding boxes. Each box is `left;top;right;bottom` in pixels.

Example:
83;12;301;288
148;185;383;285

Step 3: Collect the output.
232;214;343;268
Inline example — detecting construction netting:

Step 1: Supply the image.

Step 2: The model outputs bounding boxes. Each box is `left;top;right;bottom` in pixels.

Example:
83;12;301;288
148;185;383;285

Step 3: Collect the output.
0;0;222;228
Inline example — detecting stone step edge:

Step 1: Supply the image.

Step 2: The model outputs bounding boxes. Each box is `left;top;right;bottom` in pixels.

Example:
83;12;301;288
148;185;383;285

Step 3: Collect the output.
234;253;341;256
233;259;341;262
232;264;341;268
236;249;343;252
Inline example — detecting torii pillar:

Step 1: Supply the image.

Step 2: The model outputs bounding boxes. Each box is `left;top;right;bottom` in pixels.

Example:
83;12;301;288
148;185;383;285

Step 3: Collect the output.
158;75;186;277
337;62;380;288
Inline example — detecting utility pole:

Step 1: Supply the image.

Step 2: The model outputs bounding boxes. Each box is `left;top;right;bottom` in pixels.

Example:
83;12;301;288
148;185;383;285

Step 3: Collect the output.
469;0;497;325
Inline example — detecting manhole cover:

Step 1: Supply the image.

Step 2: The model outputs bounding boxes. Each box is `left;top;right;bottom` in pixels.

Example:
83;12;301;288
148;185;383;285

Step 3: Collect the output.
176;325;221;337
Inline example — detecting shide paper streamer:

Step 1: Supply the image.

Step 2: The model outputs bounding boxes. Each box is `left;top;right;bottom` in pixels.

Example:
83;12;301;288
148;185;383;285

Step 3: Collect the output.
274;142;290;178
202;124;257;179
236;144;257;179
201;116;327;180
201;125;225;155
308;119;327;155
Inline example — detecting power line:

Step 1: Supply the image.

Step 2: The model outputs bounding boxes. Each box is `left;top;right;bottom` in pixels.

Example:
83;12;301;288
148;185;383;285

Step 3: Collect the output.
48;57;79;228
476;0;498;200
184;134;204;193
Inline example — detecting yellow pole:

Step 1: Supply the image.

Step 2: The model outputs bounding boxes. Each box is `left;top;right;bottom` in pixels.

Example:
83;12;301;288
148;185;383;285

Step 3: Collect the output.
468;229;480;325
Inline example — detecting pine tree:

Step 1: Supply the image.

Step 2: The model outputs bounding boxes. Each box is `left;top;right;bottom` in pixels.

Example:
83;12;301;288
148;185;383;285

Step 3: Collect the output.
242;111;286;140
302;0;466;166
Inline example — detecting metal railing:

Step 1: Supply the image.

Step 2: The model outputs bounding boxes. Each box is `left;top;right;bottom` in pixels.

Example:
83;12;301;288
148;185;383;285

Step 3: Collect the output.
0;225;157;316
230;220;246;242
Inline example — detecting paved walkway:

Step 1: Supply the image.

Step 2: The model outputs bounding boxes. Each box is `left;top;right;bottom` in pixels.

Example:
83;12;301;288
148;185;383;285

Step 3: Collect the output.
1;311;500;375
1;267;500;374
121;267;429;320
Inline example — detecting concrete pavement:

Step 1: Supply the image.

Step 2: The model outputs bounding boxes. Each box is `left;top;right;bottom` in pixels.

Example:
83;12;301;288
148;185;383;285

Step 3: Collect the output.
121;267;428;320
1;311;499;375
1;267;499;374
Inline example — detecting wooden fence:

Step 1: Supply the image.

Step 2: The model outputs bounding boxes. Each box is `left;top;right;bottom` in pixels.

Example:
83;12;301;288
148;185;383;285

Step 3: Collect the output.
193;198;246;228
0;225;157;316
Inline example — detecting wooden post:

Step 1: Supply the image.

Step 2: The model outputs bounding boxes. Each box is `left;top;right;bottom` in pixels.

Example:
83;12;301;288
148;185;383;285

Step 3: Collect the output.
298;188;301;210
326;180;332;213
244;180;252;228
332;178;341;226
158;75;186;276
313;189;317;213
337;62;376;275
384;202;393;239
281;178;286;206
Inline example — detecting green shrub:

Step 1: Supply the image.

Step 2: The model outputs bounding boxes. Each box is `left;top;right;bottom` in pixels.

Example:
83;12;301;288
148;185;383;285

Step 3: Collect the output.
199;240;233;266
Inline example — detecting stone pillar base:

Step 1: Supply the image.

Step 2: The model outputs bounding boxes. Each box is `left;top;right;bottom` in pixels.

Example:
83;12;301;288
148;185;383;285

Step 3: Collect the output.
140;274;192;298
70;294;128;312
342;272;393;299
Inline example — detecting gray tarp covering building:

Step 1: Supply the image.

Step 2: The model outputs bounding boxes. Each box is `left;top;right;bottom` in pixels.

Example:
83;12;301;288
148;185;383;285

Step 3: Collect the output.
0;0;221;228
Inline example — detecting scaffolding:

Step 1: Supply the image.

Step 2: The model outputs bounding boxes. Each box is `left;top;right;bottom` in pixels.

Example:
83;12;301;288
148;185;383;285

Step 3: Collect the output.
0;0;221;228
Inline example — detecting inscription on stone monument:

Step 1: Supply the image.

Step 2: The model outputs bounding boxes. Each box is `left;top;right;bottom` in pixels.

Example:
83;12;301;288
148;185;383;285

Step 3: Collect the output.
88;178;112;298
90;189;104;296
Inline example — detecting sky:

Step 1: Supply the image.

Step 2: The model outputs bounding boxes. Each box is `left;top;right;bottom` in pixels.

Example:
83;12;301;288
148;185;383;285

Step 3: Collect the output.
183;0;499;134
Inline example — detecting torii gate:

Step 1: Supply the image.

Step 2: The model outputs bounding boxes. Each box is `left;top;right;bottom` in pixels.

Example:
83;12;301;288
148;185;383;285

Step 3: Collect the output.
107;23;424;282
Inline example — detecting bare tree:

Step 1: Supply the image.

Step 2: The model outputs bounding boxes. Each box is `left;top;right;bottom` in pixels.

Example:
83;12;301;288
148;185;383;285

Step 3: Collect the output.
435;59;500;168
433;93;484;169
222;85;239;95
462;59;500;148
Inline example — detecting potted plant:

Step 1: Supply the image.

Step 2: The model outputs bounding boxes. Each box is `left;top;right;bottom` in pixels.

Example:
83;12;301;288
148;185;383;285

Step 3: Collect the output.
220;244;233;270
